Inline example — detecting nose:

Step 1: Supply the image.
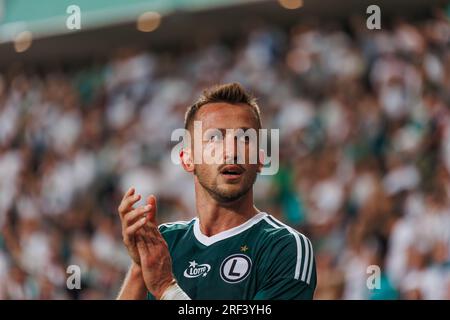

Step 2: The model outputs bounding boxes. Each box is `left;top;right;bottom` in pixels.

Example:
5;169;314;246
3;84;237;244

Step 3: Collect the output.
224;132;238;164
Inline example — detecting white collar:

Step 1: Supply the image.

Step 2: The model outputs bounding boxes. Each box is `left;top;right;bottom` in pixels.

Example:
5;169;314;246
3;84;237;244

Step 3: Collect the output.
193;212;267;246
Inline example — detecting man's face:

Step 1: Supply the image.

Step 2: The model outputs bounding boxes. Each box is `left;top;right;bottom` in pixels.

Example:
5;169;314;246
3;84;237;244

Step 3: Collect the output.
188;102;262;203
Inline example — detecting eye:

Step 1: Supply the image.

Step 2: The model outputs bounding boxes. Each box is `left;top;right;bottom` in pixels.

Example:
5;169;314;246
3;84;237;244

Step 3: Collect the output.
206;133;223;142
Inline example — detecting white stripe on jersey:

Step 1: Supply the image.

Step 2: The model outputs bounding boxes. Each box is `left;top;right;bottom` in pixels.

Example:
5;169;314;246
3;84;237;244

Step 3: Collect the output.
306;238;314;284
300;235;310;282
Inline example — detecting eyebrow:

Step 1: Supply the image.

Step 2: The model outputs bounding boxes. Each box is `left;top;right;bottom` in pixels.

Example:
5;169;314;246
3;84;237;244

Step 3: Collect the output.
212;127;253;132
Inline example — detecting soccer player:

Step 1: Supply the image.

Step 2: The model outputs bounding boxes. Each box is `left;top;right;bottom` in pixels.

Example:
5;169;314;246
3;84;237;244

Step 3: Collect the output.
117;83;316;300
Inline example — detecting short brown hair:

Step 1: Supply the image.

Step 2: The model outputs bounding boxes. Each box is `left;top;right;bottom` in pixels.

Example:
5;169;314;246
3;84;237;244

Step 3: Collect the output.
184;82;262;130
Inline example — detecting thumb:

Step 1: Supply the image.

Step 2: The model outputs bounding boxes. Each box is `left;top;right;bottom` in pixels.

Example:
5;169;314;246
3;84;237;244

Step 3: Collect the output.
146;195;157;224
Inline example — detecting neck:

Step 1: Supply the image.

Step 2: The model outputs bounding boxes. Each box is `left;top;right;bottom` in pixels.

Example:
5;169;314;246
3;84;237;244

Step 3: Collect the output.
194;180;259;237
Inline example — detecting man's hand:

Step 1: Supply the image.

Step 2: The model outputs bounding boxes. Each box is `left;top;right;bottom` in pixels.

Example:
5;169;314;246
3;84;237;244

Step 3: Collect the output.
136;195;176;300
118;187;152;265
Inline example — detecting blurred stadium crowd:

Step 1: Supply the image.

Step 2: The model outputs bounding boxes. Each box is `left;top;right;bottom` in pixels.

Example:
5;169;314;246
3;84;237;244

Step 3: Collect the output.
0;11;450;299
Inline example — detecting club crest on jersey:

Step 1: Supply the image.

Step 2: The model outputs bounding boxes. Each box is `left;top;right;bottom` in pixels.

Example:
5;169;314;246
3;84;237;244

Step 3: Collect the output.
220;254;252;283
183;260;211;278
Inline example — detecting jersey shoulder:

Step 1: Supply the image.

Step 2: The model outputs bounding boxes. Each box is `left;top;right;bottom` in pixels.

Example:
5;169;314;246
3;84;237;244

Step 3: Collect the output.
255;213;316;285
256;213;312;245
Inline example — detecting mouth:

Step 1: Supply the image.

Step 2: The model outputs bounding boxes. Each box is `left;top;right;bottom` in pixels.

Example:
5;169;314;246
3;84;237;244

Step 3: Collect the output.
219;164;245;180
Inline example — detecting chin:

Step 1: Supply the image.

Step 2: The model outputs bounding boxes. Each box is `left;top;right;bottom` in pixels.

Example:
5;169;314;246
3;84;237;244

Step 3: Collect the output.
214;186;248;202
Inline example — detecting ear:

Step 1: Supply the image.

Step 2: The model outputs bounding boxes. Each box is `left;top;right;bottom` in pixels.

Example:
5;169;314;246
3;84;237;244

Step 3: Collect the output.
257;149;265;173
180;148;195;173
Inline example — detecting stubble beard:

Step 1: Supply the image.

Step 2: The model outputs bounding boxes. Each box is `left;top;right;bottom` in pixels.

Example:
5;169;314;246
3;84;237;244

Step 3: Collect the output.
194;167;257;203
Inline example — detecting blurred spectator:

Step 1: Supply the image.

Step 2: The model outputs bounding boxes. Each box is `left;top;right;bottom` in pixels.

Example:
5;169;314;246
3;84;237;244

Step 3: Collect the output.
0;11;449;299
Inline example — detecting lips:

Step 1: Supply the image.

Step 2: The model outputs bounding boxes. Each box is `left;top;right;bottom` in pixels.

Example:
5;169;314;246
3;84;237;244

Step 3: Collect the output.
219;164;245;175
219;164;245;182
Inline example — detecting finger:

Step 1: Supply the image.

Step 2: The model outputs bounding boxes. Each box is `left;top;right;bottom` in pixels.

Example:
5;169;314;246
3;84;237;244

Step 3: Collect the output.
118;194;141;216
122;187;135;201
124;205;152;227
146;195;157;224
119;197;140;218
125;216;147;238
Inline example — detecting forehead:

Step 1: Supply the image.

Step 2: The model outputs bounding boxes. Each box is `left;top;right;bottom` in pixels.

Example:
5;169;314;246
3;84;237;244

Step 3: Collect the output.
195;102;259;130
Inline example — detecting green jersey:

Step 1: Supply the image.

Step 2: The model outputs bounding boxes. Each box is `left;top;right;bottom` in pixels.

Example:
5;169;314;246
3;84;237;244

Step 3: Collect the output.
148;212;316;300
